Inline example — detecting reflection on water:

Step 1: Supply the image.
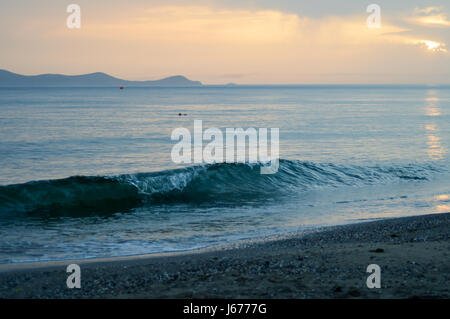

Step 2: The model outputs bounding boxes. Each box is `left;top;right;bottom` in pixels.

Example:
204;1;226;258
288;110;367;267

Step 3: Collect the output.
425;91;444;160
423;92;448;215
434;193;450;213
436;205;450;212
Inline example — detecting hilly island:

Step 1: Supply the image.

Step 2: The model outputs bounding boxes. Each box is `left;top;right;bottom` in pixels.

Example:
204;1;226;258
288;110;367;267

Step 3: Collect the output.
0;70;202;87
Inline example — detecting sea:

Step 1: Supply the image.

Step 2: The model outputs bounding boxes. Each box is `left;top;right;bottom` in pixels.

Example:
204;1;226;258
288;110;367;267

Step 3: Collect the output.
0;85;448;263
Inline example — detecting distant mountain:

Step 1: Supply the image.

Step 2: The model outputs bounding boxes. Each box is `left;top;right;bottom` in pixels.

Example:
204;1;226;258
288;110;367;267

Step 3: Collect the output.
0;70;202;87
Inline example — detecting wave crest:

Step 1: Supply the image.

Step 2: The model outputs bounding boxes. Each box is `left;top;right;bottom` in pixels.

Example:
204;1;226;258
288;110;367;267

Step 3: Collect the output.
0;160;440;215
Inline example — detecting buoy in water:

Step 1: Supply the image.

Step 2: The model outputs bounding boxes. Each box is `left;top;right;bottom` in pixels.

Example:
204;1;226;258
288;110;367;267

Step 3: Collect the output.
120;86;124;90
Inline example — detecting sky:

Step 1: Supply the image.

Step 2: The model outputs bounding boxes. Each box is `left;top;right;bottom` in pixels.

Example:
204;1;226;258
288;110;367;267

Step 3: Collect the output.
0;0;449;84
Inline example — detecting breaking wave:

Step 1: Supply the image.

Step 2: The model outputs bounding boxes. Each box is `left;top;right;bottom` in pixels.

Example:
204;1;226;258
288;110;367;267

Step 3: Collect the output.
0;160;441;216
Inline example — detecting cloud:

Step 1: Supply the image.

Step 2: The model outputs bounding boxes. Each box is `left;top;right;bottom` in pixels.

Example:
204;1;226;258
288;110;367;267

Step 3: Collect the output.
413;40;447;52
72;5;421;48
82;6;305;45
3;4;449;84
415;7;443;15
410;7;450;27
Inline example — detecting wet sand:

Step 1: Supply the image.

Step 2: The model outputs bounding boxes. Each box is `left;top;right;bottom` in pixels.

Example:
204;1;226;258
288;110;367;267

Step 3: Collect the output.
0;213;448;299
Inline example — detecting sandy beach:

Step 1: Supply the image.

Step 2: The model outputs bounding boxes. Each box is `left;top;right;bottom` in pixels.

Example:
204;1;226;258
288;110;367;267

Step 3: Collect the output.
0;212;448;299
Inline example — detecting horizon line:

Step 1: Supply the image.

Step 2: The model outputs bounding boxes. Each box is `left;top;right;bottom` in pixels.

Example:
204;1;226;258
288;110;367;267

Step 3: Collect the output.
1;69;449;87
